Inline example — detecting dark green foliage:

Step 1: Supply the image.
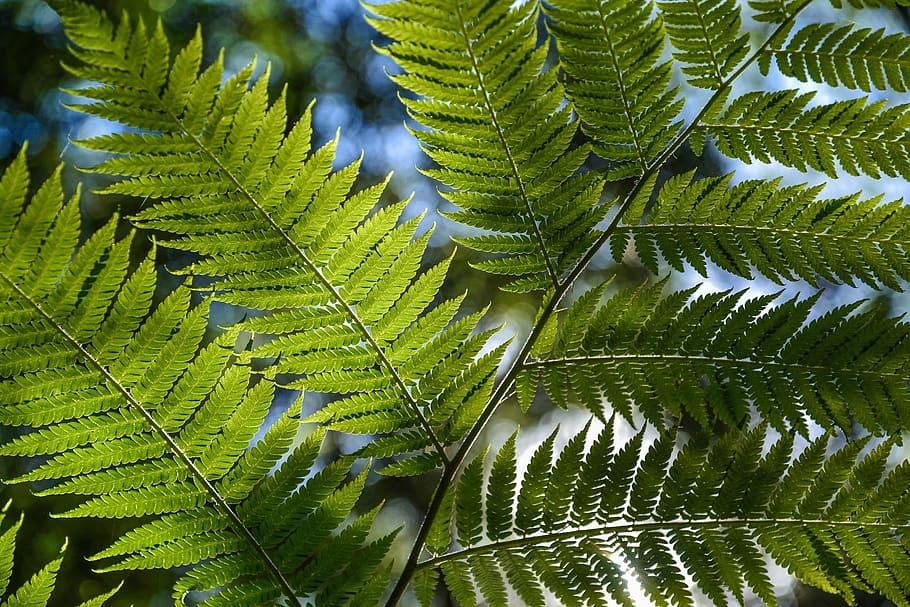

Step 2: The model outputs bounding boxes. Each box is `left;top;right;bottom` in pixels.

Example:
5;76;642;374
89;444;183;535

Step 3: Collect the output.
0;502;119;606
424;422;910;607
520;279;910;434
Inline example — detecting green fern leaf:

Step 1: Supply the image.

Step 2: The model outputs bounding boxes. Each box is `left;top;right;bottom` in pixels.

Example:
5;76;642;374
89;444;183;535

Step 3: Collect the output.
544;0;683;179
610;170;910;289
420;422;910;607
0;153;392;605
525;279;910;434
699;90;910;179
760;23;910;92
57;1;500;471
366;0;608;291
658;0;750;89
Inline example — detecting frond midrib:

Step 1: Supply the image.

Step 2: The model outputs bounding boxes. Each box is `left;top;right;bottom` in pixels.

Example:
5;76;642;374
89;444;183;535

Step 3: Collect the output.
593;2;648;170
703;121;900;141
0;271;301;605
452;1;560;289
416;516;908;570
530;353;905;379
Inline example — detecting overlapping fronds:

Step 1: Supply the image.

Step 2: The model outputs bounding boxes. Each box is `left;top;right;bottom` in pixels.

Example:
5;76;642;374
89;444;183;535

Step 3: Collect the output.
58;1;498;474
697;90;910;179
0;502;120;607
609;171;910;289
0;152;393;606
366;0;607;292
544;0;683;180
657;0;750;89
518;279;910;435
760;23;910;92
414;421;910;607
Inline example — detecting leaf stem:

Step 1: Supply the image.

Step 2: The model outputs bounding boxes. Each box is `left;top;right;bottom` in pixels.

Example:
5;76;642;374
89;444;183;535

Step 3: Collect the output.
416;516;910;570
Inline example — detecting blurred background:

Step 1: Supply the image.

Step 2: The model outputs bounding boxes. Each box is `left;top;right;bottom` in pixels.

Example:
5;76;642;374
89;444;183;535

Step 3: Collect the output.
1;0;909;605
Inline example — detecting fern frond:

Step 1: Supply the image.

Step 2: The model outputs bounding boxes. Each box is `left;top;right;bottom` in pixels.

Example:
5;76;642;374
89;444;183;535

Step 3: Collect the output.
58;1;499;471
760;23;910;92
657;0;750;89
366;0;608;292
0;502;120;607
697;90;910;179
420;422;910;607
0;152;393;605
610;170;910;289
544;0;684;180
520;279;910;434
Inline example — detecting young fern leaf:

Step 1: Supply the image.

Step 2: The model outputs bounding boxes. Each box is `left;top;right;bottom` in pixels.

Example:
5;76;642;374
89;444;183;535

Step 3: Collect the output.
696;90;910;179
657;0;750;89
544;0;684;180
610;171;910;290
760;23;910;92
0;152;393;606
58;1;498;474
366;0;608;292
0;502;121;607
420;422;910;607
520;279;910;435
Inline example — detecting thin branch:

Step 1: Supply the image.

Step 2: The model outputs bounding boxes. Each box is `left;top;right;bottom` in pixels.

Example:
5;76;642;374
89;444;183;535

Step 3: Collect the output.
416;516;910;570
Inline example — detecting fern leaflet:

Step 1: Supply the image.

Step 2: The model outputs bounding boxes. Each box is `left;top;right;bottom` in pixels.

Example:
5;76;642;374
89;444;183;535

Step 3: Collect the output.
520;278;910;434
610;170;910;289
760;23;910;92
657;0;750;89
544;0;684;180
697;90;910;179
366;0;607;292
420;421;910;607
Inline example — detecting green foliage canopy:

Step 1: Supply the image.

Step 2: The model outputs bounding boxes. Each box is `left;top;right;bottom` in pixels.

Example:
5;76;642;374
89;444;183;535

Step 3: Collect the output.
4;0;910;605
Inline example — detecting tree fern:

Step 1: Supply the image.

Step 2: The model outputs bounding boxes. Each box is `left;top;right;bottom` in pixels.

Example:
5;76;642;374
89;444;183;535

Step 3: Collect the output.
56;1;500;475
0;151;391;605
5;0;910;605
